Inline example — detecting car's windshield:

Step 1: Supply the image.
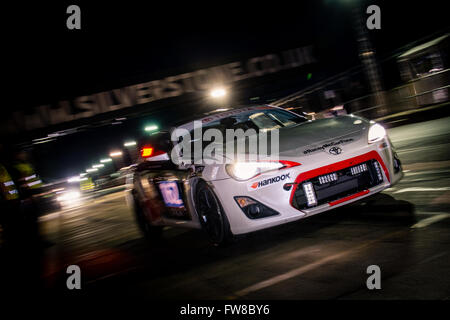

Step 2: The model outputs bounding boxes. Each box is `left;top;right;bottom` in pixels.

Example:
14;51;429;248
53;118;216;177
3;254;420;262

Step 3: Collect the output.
200;108;306;135
176;108;307;156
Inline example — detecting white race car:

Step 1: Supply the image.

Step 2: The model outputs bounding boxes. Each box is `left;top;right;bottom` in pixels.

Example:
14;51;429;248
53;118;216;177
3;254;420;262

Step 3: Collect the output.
127;105;403;245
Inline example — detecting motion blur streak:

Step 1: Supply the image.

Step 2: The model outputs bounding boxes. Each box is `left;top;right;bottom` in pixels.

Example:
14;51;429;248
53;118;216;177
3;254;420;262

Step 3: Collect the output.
19;116;449;300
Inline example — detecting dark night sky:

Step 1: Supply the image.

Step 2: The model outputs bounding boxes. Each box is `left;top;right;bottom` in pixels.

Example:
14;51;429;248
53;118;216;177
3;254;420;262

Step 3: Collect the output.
4;0;447;108
2;0;448;180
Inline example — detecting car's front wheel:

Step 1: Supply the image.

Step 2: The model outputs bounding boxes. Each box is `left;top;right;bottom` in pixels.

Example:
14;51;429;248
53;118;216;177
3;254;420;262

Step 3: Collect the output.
194;180;233;246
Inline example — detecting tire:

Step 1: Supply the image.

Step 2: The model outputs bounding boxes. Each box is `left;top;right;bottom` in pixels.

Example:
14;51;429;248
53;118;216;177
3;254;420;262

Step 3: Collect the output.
194;180;234;246
132;192;163;241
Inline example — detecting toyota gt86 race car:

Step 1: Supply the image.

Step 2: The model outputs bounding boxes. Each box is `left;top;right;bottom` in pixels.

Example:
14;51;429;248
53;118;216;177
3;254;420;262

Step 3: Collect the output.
126;105;403;245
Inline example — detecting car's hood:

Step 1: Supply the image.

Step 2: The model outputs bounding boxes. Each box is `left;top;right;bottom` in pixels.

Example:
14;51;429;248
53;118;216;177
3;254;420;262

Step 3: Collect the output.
217;115;370;161
277;116;369;157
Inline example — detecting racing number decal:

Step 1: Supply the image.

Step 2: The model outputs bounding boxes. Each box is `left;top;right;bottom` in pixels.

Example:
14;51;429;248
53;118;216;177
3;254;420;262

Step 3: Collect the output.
158;181;184;208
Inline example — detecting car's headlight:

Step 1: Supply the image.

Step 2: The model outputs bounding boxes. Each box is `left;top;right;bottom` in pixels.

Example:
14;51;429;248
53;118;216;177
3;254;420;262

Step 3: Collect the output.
368;123;386;143
226;160;300;181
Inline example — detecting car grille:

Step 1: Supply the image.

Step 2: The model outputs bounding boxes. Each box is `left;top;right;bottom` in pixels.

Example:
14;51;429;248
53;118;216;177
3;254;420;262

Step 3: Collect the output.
291;160;384;210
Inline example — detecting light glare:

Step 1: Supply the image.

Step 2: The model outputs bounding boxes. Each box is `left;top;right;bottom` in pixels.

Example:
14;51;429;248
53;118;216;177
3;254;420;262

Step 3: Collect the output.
67;176;81;183
144;125;159;132
110;151;123;157
56;191;81;202
210;88;226;98
368;123;386;143
124;141;137;147
227;161;283;181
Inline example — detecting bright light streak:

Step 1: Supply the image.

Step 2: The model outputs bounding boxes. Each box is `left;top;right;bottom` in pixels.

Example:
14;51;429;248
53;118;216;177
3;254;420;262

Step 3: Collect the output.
109;151;123;157
92;164;104;168
32;137;50;142
67;176;88;183
33;139;56;145
144;125;159;132
100;158;112;163
56;191;81;202
86;168;98;173
210;88;227;98
124;141;137;147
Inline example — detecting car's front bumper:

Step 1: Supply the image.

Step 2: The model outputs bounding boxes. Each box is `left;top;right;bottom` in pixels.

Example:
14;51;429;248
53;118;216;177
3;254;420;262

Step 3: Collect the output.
211;139;403;235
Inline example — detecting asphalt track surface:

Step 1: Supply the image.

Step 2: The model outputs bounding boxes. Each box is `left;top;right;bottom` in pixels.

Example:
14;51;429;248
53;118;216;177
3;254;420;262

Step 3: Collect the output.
2;115;450;302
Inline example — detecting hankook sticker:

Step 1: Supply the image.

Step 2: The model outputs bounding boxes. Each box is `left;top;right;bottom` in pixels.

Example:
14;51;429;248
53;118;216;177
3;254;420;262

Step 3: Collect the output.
248;173;291;191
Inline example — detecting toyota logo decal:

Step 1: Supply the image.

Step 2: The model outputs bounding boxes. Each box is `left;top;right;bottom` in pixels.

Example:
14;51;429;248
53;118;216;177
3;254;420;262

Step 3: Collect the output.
329;146;342;155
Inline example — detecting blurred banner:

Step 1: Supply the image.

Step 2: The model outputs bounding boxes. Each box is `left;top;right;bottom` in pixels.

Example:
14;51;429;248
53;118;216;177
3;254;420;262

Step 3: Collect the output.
1;46;316;135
